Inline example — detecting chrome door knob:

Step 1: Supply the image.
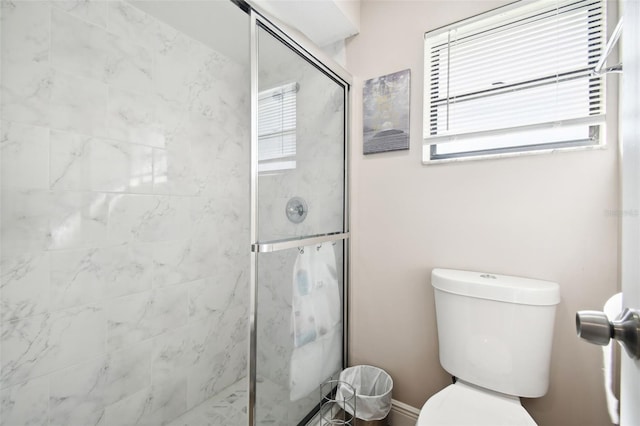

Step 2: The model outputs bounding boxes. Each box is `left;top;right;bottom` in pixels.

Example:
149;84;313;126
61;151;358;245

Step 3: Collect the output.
576;308;640;359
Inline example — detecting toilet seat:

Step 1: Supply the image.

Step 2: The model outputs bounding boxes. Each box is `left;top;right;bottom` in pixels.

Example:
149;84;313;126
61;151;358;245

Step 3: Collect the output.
416;382;537;426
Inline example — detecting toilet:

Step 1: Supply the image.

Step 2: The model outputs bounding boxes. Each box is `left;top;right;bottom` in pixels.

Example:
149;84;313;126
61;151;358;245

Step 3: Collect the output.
417;269;560;425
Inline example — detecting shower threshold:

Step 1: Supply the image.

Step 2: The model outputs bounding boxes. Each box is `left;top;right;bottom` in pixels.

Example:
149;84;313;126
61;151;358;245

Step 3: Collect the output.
167;377;313;426
166;380;247;426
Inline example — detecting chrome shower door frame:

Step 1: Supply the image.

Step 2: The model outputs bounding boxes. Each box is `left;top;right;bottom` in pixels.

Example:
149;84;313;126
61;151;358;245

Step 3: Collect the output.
248;8;352;426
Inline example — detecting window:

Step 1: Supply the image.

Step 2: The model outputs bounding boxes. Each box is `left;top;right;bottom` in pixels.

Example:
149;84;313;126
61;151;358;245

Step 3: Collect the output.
258;82;298;173
423;0;606;162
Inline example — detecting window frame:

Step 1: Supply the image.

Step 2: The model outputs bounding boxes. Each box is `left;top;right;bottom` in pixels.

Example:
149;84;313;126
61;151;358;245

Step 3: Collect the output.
422;0;609;164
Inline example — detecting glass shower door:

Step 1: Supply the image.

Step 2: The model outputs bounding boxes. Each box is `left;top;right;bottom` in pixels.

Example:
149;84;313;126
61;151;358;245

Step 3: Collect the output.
250;15;350;426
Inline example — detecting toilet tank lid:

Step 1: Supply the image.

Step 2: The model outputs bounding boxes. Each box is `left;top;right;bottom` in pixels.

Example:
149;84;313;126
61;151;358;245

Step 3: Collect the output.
432;269;560;306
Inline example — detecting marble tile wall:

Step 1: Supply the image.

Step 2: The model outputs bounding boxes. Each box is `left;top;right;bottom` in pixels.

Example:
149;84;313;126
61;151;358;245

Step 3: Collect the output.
0;1;250;425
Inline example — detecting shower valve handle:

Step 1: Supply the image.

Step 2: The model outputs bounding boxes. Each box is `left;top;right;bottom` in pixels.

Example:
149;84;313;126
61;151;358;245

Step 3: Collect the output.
576;308;640;359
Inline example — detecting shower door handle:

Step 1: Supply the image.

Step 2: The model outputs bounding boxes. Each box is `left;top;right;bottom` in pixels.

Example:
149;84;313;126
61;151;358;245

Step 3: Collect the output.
576;308;640;359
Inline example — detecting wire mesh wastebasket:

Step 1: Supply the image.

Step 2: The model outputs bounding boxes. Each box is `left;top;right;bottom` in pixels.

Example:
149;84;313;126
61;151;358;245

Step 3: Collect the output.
320;380;356;425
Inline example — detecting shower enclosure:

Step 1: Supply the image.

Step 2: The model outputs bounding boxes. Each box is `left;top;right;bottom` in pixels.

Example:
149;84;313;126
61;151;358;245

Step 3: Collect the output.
0;0;350;425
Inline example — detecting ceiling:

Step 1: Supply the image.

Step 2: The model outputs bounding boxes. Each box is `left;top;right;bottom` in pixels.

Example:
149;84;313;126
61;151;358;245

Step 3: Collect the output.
250;0;360;47
131;0;359;67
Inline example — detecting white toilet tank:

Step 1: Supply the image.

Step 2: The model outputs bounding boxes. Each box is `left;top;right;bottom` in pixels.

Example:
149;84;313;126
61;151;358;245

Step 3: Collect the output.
432;269;560;398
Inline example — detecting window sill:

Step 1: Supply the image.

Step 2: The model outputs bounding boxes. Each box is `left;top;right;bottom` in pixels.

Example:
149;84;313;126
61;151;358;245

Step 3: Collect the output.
421;142;607;166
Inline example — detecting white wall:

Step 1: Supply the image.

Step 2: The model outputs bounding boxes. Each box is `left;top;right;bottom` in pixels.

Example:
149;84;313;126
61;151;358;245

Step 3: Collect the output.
346;1;620;425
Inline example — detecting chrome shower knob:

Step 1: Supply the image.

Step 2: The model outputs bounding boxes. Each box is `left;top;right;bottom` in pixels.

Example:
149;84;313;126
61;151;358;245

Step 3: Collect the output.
286;197;308;224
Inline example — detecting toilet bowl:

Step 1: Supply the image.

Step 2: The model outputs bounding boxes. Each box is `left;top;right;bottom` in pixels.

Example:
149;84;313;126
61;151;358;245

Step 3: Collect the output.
417;381;536;426
418;269;560;425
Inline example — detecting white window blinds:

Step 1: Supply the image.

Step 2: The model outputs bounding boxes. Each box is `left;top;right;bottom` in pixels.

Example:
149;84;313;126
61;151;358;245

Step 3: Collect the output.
423;0;606;161
258;82;298;173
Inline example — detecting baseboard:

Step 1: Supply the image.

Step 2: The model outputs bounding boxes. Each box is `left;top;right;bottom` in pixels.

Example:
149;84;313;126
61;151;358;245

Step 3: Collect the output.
388;399;420;426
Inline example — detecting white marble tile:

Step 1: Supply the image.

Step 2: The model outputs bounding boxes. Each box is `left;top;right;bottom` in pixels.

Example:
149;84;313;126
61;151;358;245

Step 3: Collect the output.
152;144;197;196
48;357;108;426
165;379;247;426
0;377;49;426
105;33;153;93
152;18;182;58
102;377;187;426
1;189;51;253
90;138;131;192
152;240;214;288
1;305;106;388
51;8;109;81
106;286;188;351
102;243;155;299
106;291;153;350
187;197;220;242
107;1;174;54
51;6;151;93
104;341;152;404
154;32;194;106
190;196;249;255
48;341;151;426
107;194;191;244
106;88;165;148
187;273;245;324
53;0;108;29
145;378;188;426
49;191;110;250
102;387;150;426
92;138;154;193
169;111;249;198
1;121;50;190
148;285;189;336
153;97;188;148
0;251;50;322
49;71;108;136
151;326;190;384
0;0;50;65
50;244;153;302
49;246;105;310
0;3;255;425
187;45;246;122
127;144;156;193
1;63;54;127
50;130;92;190
187;305;248;408
194;136;249;200
50;131;154;193
170;117;213;195
50;243;153;310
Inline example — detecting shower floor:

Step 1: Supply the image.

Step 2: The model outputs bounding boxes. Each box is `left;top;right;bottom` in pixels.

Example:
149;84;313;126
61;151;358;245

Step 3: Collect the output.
167;377;313;426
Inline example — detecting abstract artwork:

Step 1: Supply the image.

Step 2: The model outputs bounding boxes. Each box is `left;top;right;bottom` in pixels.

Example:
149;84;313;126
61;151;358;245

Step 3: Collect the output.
363;69;411;154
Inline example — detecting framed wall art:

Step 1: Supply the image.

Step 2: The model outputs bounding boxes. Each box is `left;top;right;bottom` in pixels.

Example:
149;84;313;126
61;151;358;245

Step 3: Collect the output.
363;69;411;155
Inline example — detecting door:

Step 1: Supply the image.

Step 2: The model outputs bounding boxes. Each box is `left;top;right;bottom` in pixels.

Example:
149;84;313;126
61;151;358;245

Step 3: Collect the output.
620;0;640;424
248;10;351;426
